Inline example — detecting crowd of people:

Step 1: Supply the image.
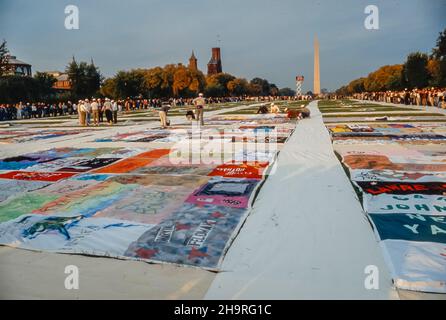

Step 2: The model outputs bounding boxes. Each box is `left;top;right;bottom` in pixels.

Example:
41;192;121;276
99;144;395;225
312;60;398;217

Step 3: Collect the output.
0;95;308;123
0;101;78;121
76;98;118;126
351;88;446;108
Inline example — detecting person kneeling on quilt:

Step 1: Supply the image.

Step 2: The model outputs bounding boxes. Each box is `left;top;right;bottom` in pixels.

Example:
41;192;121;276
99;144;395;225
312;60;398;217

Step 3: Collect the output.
186;110;196;120
270;103;280;114
285;105;311;119
256;104;269;114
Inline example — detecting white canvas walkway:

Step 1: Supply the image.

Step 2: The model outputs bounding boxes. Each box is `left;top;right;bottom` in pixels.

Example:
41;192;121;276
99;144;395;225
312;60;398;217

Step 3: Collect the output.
205;101;397;299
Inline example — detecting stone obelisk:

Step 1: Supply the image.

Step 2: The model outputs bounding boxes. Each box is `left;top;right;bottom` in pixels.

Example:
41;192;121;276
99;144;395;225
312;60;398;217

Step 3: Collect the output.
313;36;320;95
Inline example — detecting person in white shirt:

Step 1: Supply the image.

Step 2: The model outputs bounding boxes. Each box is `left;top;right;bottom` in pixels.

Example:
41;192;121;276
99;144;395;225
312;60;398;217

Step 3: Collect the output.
78;100;87;126
91;99;99;126
103;98;113;125
111;100;118;124
192;93;206;126
270;103;280;114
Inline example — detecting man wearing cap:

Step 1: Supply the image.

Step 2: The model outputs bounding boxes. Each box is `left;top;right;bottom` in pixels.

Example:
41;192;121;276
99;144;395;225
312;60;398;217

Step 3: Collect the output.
192;93;206;126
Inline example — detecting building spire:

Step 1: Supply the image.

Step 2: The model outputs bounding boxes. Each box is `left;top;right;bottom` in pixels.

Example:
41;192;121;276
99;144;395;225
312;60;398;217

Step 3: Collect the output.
189;50;198;71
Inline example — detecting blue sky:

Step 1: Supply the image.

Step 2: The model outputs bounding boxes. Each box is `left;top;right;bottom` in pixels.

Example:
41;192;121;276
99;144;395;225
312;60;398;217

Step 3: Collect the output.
1;0;445;92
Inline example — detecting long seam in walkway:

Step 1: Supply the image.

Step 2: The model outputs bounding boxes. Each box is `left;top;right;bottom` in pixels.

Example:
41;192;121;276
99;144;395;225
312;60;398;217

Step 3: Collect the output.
205;101;397;299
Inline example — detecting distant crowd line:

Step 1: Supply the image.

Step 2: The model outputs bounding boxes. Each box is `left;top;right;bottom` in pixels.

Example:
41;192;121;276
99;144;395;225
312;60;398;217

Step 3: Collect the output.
350;88;446;108
0;95;310;122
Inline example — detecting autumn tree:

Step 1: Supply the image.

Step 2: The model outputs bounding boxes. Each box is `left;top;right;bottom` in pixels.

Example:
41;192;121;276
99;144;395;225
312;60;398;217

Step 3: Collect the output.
336;28;446;94
227;78;249;96
347;77;366;94
206;73;236;96
188;69;206;96
364;65;403;92
100;64;277;99
427;59;441;87
100;78;118;99
431;28;446;86
171;64;206;97
144;66;165;97
142;64;205;98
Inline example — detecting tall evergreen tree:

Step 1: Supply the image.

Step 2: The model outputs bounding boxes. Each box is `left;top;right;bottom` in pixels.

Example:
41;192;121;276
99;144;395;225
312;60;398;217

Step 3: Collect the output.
0;40;12;76
403;52;430;89
66;57;102;98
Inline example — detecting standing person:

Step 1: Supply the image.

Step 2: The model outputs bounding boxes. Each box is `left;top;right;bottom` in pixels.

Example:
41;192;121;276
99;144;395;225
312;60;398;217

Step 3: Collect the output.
78;100;87;126
103;98;113;125
72;101;77;116
17;102;23;119
123;98;129;112
31;103;37;118
84;99;91;126
63;102;68;115
91;99;99;126
112;99;118;124
159;101;170;129
192;93;206;126
98;98;104;123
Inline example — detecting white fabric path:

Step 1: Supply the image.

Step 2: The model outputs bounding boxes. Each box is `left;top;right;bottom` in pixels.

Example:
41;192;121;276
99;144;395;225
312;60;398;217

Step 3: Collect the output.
205;101;397;299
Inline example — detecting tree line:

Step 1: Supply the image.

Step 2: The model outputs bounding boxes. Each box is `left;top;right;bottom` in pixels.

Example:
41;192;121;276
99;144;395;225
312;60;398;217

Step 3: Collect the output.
336;28;446;95
0;40;63;103
100;64;294;99
0;40;295;103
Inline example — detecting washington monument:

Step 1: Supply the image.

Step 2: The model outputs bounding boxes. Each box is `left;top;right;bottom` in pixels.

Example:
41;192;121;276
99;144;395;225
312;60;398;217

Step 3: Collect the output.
314;36;320;95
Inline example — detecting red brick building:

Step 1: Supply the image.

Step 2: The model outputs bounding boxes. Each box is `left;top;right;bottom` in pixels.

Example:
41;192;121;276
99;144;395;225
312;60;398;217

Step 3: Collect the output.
45;71;71;91
207;47;222;75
